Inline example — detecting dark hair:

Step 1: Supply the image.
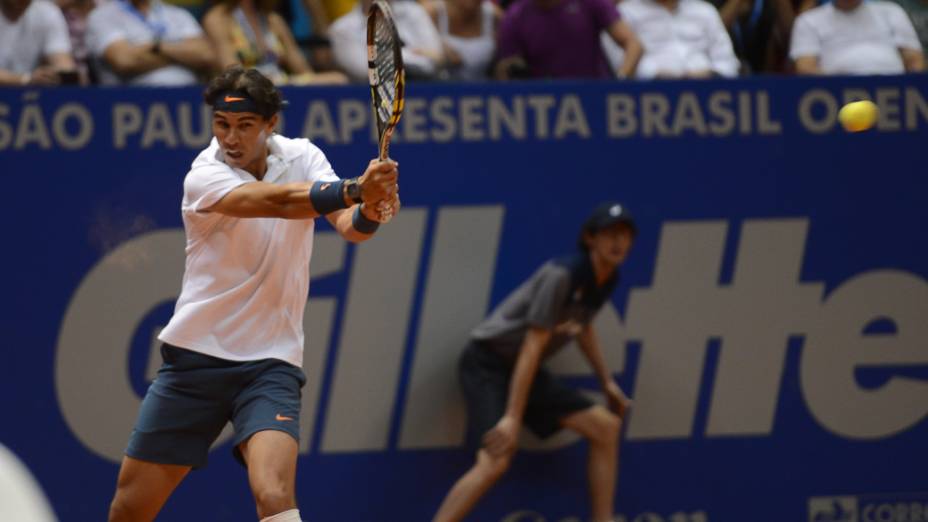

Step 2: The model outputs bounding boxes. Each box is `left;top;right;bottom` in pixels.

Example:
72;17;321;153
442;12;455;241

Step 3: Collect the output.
203;66;283;119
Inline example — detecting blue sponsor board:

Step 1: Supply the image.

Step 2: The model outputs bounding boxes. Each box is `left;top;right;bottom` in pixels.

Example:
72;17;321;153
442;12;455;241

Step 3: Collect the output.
1;76;926;522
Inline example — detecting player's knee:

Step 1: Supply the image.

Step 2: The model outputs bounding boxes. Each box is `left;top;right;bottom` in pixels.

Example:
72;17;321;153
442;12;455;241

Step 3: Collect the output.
591;409;621;445
107;494;138;522
253;483;295;517
477;451;512;481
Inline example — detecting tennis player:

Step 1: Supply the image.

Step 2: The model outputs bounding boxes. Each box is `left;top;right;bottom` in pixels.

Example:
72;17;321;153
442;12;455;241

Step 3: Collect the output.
107;66;399;522
434;203;636;522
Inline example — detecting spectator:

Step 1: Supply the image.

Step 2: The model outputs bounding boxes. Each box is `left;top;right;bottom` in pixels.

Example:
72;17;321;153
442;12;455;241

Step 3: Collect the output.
496;0;642;79
0;0;77;85
202;0;347;84
422;0;502;81
791;0;926;74
603;0;739;79
765;0;817;72
162;0;209;20
86;0;216;85
55;0;96;84
890;0;928;54
330;0;447;82
710;0;776;73
277;0;338;71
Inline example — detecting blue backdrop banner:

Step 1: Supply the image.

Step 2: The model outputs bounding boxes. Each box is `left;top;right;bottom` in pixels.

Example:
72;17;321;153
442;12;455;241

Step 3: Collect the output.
1;75;926;522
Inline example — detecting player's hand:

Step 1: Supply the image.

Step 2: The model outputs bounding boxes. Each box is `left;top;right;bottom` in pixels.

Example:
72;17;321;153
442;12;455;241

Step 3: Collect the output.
373;192;401;223
483;415;519;458
605;381;632;419
358;159;398;205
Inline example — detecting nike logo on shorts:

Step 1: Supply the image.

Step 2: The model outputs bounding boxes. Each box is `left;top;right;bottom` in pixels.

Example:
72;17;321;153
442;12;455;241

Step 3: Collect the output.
276;414;294;421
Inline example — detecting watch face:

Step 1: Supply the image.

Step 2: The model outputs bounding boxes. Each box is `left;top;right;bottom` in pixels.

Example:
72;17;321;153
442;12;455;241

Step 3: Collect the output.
347;180;362;202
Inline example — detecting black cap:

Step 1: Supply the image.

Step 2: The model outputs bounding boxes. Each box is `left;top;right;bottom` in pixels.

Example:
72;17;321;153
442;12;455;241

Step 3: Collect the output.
582;202;637;236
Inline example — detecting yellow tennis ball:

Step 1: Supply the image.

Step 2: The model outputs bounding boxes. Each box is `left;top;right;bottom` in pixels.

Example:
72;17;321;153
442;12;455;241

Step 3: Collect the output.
838;100;879;132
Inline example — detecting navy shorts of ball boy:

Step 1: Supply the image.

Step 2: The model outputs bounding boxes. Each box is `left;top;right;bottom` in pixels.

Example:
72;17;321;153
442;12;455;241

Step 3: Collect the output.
127;344;306;468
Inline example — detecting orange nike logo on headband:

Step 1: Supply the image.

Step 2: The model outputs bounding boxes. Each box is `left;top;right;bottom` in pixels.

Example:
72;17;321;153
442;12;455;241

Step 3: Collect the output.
224;95;246;102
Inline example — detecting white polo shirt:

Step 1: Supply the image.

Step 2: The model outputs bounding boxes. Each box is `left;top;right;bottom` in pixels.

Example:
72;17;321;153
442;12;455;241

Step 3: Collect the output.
602;0;739;79
790;1;921;74
86;0;203;85
158;135;339;367
0;0;71;75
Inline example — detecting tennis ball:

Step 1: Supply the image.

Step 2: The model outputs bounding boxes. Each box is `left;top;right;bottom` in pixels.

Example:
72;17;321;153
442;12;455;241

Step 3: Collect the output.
838;100;879;132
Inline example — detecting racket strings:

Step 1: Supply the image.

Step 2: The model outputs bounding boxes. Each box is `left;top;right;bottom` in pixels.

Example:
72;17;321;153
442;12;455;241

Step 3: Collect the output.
372;16;398;127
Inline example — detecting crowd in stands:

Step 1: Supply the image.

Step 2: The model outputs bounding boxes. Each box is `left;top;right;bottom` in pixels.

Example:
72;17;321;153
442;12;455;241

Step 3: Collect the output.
1;0;925;85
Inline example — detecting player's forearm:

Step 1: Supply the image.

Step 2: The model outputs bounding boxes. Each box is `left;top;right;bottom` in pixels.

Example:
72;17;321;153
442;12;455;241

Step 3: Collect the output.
215;182;317;218
333;204;381;242
504;330;549;422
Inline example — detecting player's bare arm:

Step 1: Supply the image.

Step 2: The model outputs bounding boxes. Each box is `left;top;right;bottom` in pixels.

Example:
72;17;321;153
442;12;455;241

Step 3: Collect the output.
607;19;642;78
578;324;631;418
483;327;551;457
206;160;398;220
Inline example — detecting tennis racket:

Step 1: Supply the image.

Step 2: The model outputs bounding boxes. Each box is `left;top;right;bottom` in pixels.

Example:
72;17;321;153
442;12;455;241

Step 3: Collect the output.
367;0;405;223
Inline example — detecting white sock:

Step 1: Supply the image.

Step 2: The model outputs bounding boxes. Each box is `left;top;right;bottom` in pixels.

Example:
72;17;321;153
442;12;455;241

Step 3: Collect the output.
260;508;302;522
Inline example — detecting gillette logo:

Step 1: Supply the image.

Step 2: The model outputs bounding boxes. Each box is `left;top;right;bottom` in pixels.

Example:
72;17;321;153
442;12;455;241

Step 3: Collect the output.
810;497;857;522
810;494;928;522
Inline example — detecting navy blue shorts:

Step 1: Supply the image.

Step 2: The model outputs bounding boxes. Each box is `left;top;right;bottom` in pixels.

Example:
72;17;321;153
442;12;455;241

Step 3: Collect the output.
459;341;594;448
126;344;306;469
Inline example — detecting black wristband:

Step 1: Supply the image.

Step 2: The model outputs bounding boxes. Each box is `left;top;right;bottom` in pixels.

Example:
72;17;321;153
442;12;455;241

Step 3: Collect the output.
352;205;380;234
309;179;349;215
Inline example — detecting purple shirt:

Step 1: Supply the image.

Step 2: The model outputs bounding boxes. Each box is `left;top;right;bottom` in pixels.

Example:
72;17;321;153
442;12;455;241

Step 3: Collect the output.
498;0;621;78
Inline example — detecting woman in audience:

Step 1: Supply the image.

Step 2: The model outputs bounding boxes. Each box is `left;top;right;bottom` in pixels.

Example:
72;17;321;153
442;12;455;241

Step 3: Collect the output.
422;0;502;81
203;0;347;84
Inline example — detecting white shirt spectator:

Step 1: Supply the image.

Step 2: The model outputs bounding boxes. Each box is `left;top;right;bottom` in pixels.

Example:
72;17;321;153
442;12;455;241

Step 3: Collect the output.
790;0;921;74
86;0;203;85
602;0;739;78
330;0;444;82
0;0;71;75
434;0;496;81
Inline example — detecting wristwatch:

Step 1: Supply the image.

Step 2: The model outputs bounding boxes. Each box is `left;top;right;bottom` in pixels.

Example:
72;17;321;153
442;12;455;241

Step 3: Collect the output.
344;178;363;204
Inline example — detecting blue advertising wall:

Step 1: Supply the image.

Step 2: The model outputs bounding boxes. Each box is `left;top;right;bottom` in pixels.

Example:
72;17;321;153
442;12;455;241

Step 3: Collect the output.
1;76;926;522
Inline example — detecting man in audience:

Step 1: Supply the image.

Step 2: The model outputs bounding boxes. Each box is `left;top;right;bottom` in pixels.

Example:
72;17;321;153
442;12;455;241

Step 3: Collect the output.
496;0;642;79
893;0;928;54
889;0;928;55
0;0;78;85
790;0;925;74
86;0;216;85
603;0;739;79
330;0;446;81
710;0;775;73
